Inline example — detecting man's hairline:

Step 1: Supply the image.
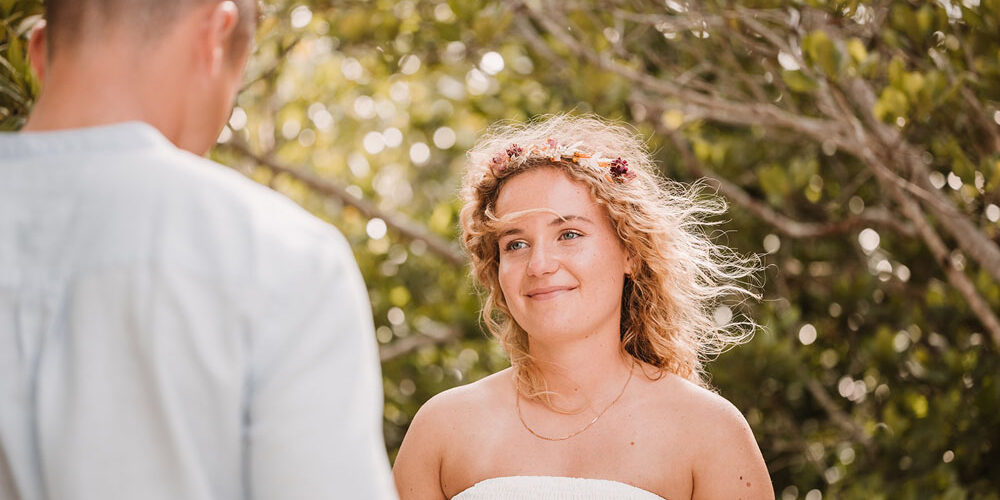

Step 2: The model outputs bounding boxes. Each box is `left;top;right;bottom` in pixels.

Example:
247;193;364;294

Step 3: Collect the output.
43;0;258;59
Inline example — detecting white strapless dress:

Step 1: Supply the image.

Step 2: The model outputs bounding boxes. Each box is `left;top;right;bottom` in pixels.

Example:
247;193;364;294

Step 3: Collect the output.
451;476;666;499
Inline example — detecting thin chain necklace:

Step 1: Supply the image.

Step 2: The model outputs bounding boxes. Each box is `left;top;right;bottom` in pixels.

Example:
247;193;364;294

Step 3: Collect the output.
516;362;635;441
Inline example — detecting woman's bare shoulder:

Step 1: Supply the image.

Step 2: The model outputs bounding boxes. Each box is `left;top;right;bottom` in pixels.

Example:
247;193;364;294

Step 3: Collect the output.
639;370;747;425
393;369;515;499
410;368;514;432
640;370;772;498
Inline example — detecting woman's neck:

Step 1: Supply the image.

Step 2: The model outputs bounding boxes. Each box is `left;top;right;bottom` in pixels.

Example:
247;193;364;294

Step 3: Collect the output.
526;328;633;411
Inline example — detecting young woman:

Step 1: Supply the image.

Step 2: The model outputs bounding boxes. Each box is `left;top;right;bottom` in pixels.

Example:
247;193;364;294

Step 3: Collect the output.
393;115;772;499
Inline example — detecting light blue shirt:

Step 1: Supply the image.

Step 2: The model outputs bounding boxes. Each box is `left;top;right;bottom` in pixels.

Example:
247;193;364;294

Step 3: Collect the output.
0;122;397;499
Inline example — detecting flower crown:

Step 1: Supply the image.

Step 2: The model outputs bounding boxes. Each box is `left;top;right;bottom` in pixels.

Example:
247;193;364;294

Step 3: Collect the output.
488;138;636;183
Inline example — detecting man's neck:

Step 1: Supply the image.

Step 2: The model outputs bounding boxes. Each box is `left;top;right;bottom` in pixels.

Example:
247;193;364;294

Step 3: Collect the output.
22;50;179;142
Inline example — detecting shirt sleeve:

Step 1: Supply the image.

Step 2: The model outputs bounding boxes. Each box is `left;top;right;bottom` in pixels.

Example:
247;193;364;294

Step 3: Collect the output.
246;227;397;500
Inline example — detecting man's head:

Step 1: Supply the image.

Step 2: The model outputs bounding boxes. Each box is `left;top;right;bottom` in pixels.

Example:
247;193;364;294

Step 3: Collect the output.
41;0;258;64
27;0;260;154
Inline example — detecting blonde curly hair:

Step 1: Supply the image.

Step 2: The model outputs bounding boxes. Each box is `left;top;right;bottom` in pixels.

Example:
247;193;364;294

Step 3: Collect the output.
459;114;760;400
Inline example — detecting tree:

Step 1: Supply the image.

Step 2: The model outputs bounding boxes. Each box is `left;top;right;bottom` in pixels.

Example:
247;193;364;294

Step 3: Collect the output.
0;0;40;129
509;1;1000;495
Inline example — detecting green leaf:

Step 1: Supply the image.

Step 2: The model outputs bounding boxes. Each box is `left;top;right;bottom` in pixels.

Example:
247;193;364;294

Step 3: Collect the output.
922;71;947;106
916;5;934;36
901;72;925;103
6;29;24;75
986;158;1000;191
803;30;840;77
781;69;818;93
757;163;791;203
891;5;918;41
873;87;909;121
692;139;712;163
846;37;868;64
888;56;905;88
789;156;818;187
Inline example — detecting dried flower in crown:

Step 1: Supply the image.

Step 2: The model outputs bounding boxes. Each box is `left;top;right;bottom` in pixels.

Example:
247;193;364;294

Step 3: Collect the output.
487;138;636;183
609;158;635;182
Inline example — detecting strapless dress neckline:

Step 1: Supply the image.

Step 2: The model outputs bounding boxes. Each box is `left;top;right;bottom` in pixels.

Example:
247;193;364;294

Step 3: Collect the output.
451;475;667;499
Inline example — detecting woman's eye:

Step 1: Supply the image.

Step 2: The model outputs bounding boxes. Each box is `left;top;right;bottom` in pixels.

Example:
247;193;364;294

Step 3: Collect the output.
559;231;583;240
504;240;527;251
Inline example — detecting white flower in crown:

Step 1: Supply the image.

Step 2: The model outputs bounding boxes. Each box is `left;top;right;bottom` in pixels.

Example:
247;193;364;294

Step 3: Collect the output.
488;137;635;183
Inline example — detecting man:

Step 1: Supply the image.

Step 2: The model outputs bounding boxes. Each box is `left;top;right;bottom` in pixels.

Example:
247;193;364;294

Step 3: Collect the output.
0;1;397;498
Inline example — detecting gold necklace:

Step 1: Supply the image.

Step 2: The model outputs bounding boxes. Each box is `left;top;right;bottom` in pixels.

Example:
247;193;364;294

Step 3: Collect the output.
516;362;635;441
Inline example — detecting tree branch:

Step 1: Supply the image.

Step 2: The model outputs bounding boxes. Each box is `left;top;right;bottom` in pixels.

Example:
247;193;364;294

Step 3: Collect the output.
805;378;875;455
380;332;458;361
637;95;917;239
379;316;466;361
839;77;1000;285
239;36;302;94
518;1;854;152
861;143;1000;348
222;140;467;268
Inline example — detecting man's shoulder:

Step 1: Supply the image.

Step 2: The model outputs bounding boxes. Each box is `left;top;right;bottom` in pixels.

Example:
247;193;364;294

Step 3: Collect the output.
156;147;301;219
157;148;349;254
110;141;356;283
6;124;356;279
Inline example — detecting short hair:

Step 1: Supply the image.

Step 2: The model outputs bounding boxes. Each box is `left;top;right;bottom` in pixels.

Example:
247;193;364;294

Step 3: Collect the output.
460;115;761;403
43;0;259;57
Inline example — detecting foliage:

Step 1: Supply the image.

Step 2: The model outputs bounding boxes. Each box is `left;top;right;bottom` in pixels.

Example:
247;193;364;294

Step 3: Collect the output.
0;0;40;129
3;0;1000;497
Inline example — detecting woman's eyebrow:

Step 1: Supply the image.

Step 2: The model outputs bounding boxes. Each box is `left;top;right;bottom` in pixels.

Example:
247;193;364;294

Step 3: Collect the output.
495;214;594;239
551;214;594;226
498;227;522;239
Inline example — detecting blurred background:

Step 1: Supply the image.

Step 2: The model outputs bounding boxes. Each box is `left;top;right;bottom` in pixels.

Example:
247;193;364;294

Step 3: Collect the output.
3;0;999;497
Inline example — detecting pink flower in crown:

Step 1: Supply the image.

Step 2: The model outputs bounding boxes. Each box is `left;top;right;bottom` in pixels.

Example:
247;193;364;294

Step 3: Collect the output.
489;151;508;173
490;144;527;174
609;157;634;181
488;140;635;184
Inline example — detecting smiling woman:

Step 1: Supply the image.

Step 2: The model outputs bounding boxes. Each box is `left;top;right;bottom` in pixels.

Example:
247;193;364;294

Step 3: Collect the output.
392;115;772;500
493;169;632;357
463;115;761;395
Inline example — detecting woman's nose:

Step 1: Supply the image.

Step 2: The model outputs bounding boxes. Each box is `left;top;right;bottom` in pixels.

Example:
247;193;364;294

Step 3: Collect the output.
526;242;559;276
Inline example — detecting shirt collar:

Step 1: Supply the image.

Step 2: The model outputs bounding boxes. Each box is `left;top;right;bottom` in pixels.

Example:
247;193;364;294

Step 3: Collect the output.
0;121;175;158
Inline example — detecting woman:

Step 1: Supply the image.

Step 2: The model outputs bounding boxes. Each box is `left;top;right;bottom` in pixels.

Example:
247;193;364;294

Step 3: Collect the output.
393;115;772;499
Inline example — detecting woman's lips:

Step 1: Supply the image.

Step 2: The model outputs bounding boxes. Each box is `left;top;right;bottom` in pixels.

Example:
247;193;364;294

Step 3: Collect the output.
525;286;577;300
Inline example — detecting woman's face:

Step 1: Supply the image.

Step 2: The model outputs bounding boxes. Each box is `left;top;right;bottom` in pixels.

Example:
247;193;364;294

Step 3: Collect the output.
494;167;631;347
